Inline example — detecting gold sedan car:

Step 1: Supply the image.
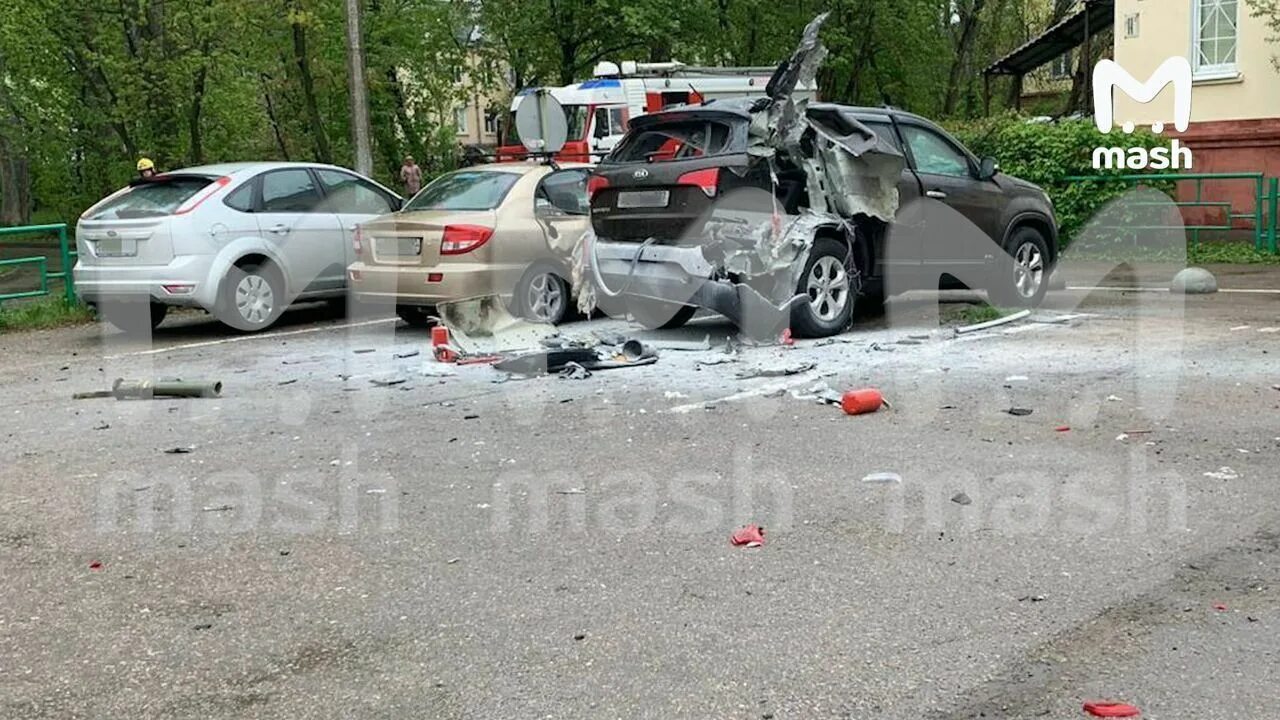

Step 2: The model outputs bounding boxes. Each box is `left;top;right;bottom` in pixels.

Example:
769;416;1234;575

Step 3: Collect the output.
349;163;591;326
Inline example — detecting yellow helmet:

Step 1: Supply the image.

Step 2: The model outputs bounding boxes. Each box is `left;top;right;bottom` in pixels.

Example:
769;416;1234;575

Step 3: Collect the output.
136;158;155;172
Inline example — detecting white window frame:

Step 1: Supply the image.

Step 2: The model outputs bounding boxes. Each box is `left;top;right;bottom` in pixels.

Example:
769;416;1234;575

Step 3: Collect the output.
1191;0;1240;80
1124;13;1140;39
454;107;469;135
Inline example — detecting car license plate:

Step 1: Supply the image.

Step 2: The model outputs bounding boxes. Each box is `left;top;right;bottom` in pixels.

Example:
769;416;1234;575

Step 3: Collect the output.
616;190;670;209
377;237;421;256
95;238;133;257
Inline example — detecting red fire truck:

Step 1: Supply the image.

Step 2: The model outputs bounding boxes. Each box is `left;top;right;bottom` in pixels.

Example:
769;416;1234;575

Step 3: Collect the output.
497;61;818;163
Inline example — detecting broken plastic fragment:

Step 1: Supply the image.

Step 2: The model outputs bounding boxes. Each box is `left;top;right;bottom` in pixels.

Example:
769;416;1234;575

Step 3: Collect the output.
730;524;766;547
1083;701;1141;717
861;472;901;484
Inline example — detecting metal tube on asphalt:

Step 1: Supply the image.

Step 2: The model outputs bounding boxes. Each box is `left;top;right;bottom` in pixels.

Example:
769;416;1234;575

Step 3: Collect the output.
112;379;224;399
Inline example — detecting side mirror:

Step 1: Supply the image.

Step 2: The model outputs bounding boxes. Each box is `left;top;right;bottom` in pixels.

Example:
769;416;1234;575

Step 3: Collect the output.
978;156;999;181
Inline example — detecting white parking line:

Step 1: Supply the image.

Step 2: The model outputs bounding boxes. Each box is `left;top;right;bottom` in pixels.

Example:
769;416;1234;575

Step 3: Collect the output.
668;372;827;414
1068;285;1280;295
103;317;399;359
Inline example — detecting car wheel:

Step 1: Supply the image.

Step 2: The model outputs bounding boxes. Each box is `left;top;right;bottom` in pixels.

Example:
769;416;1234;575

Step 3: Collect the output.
100;301;168;336
789;237;855;338
989;227;1051;308
396;305;434;328
219;262;284;332
627;299;696;330
516;266;571;325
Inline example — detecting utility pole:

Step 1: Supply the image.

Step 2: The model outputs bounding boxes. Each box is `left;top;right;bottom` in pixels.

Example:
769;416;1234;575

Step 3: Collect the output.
344;0;373;176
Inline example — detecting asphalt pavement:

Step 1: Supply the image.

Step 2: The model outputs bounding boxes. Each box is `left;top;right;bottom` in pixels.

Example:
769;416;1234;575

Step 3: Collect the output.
2;278;1279;719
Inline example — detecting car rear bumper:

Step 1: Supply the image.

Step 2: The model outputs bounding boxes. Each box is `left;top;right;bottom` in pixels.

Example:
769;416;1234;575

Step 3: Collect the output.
591;239;797;336
74;256;215;308
348;262;517;307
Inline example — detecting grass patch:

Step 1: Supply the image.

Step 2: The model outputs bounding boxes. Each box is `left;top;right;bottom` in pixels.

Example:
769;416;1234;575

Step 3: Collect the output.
941;302;1006;326
1063;241;1280;265
0;297;95;332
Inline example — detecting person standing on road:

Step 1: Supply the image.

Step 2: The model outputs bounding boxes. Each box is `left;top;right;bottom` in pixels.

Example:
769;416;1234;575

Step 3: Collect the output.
399;156;422;197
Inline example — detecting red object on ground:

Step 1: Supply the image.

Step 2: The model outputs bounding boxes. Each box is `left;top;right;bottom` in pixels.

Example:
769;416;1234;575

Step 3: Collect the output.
431;326;458;363
730;525;765;547
841;388;885;416
1214;603;1229;611
89;561;103;571
780;328;795;346
1056;425;1071;432
1083;702;1141;717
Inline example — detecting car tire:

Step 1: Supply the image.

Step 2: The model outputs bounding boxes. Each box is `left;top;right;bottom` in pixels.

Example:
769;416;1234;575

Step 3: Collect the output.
100;301;168;336
988;227;1051;308
627;299;696;331
515;265;571;325
789;237;856;338
396;305;434;328
218;261;285;332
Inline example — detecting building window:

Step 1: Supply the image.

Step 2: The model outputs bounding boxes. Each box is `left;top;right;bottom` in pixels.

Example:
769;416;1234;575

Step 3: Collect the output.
1050;50;1074;80
483;110;498;135
1193;0;1239;78
1124;13;1140;39
454;107;468;135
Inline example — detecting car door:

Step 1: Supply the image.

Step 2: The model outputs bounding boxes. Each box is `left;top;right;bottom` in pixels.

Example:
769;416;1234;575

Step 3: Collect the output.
858;116;924;282
314;169;401;271
897;121;1004;277
533;168;591;262
590;106;629;156
256;168;345;294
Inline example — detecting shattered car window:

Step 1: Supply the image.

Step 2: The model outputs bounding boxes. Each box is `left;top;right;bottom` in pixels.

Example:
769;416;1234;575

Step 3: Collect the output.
612;120;735;163
404;171;520;212
901;125;971;178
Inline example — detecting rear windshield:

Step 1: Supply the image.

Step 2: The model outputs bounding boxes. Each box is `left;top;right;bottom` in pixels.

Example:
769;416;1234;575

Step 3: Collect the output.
403;171;520;212
611;120;736;163
86;177;214;220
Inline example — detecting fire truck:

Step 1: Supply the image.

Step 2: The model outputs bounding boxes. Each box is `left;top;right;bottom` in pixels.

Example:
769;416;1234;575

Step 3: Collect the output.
497;61;818;163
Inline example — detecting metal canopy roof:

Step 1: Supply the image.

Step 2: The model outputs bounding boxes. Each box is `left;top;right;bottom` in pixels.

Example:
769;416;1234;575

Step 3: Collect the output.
984;0;1115;76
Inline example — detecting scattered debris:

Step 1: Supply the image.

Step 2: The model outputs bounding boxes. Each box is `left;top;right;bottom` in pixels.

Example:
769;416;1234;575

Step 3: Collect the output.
1017;594;1046;602
556;488;587;495
432;325;460;363
93;422;110;431
1006;407;1034;417
730;524;766;547
1116;433;1130;442
620;340;659;362
573;633;587;641
494;349;600;375
419;364;458;378
654;335;714;352
277;379;298;386
353;348;376;354
1055;426;1071;432
841;388;887;416
1083;701;1141;718
1107;395;1122;402
696;356;738;367
393;349;421;359
954;309;1032;335
113;379;222;399
664;391;690;400
1203;467;1240;480
193;623;214;630
73;390;114;400
201;505;234;513
463;414;479;420
366;488;387;495
861;472;902;484
89;561;103;571
780;328;795;346
1213;603;1229;611
370;377;407;387
558;362;593;380
164;447;195;455
951;492;972;506
446;557;461;564
1230;325;1251;332
736;362;816;379
1005;375;1029;382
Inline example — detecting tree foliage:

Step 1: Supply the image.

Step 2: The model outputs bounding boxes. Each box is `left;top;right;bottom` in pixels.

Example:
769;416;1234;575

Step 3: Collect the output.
1;0;1071;223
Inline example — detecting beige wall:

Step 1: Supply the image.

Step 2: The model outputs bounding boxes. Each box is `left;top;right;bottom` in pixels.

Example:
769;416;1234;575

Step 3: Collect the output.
455;52;505;147
1114;0;1280;124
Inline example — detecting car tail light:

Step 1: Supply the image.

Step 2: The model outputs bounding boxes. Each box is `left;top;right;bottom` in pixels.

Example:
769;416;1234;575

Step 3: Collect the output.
427;273;443;283
587;174;610;200
174;176;232;215
677;168;719;198
440;225;493;255
353;226;364;254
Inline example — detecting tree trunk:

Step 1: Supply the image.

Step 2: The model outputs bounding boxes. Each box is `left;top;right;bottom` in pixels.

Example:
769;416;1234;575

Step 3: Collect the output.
344;0;373;175
0;135;32;226
189;62;208;165
260;74;291;161
290;17;332;163
944;0;987;116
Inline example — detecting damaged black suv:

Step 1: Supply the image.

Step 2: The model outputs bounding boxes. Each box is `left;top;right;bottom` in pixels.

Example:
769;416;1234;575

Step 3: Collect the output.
585;100;1058;338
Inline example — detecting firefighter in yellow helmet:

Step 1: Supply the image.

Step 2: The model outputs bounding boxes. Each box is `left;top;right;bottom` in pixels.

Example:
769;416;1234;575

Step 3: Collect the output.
136;158;157;181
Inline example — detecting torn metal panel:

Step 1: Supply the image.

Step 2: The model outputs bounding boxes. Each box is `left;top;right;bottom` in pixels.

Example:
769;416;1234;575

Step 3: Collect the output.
437;295;553;353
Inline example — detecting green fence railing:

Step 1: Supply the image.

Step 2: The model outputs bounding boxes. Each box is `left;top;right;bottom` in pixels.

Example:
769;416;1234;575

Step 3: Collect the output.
0;223;77;305
1064;172;1277;254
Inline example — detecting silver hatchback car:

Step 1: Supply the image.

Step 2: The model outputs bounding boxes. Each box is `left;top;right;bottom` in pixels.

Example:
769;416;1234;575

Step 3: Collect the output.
74;162;401;333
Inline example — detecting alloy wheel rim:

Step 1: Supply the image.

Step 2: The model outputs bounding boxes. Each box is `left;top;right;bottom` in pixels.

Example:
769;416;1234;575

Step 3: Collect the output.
1013;242;1045;299
806;256;850;322
235;274;275;324
527;273;564;322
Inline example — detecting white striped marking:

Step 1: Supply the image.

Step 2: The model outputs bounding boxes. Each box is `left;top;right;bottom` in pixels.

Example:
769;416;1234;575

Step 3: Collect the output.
104;317;399;359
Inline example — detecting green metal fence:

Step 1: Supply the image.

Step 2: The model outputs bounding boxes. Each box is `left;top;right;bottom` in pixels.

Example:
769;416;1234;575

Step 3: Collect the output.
0;223;77;305
1063;172;1278;254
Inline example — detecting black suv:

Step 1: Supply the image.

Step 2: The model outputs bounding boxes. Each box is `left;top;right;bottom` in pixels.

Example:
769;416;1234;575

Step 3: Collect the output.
585;100;1058;338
